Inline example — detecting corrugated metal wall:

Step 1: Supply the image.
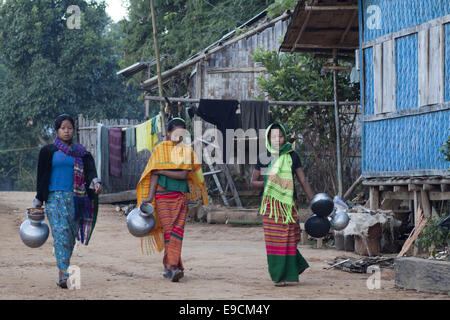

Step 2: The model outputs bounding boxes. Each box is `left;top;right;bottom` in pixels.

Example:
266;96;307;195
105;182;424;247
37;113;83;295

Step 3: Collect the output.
360;0;450;177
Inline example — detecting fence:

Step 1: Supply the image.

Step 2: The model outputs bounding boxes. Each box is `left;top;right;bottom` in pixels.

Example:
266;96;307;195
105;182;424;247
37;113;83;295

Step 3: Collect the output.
77;115;151;194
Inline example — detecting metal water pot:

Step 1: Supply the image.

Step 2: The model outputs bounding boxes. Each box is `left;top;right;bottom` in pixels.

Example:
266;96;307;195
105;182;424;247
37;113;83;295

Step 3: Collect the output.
126;203;156;237
310;193;334;217
329;210;350;231
305;214;331;238
19;208;49;248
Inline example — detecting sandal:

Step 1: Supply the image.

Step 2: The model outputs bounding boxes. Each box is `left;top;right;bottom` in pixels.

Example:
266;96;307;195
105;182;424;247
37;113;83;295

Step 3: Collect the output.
274;281;287;287
56;272;69;289
170;269;184;282
57;278;68;289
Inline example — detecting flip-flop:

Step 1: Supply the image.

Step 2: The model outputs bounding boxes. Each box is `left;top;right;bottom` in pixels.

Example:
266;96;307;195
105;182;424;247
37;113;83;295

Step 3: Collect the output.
274;281;287;287
56;272;69;289
56;278;68;289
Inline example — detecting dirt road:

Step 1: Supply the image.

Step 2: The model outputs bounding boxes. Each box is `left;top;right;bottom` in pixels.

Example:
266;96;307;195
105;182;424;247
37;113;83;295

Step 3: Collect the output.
0;192;447;300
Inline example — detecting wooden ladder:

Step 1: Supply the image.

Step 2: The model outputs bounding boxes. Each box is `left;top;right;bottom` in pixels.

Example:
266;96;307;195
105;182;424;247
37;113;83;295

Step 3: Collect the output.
196;138;243;208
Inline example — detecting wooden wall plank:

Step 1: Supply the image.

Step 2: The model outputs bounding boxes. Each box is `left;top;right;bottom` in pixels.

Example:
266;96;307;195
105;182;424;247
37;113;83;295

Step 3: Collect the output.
428;25;444;105
382;39;396;113
418;29;429;107
373;43;383;114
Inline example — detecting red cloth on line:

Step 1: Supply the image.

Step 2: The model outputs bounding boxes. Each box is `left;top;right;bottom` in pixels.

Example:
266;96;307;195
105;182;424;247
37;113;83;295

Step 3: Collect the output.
121;130;127;163
109;128;122;178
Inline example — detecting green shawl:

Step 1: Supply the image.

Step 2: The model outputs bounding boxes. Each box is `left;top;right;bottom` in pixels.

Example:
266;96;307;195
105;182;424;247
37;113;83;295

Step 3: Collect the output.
259;123;296;224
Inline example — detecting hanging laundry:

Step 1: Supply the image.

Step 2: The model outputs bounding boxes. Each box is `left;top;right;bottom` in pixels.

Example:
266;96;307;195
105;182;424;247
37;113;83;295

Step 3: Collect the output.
154;114;164;142
100;124;110;189
97;123;103;184
109;127;122;178
151;116;157;135
125;126;136;149
240;100;269;132
154;114;162;133
147;119;158;152
197;99;238;163
136;121;148;153
121;129;127;163
136;119;159;153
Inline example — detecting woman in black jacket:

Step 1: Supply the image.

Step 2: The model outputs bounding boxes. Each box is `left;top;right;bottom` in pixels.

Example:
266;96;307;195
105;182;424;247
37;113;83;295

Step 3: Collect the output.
33;114;101;288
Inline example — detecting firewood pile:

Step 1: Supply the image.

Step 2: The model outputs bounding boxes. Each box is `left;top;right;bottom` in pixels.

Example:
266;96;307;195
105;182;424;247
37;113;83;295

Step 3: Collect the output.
325;255;395;273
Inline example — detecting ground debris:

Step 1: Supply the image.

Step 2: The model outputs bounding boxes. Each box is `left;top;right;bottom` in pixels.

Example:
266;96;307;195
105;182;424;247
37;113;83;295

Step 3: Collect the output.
326;255;395;273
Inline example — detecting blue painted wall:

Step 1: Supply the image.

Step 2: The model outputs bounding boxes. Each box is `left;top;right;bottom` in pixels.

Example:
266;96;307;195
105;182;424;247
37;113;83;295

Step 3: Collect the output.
360;0;450;176
361;0;450;43
363;111;450;173
395;34;418;111
363;47;374;115
445;23;450;102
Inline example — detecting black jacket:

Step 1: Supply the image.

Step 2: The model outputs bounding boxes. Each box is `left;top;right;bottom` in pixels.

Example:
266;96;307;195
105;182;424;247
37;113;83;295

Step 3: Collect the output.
35;144;99;203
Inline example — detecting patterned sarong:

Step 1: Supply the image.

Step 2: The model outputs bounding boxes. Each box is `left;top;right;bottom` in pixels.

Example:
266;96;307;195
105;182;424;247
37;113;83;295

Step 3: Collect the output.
46;191;78;271
155;191;188;271
263;201;309;282
137;140;209;254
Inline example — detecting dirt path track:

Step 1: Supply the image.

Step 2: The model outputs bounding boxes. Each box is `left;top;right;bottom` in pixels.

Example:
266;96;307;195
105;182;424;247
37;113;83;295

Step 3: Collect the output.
0;192;446;300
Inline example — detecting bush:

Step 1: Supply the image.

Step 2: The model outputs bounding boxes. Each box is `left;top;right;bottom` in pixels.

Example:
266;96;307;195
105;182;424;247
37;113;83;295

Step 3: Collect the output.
416;214;450;259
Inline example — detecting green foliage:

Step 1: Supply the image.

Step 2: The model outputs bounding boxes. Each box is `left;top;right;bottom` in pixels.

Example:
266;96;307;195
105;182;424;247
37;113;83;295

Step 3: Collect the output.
416;214;450;259
267;0;297;18
0;0;143;133
252;48;360;196
0;0;144;189
441;132;450;162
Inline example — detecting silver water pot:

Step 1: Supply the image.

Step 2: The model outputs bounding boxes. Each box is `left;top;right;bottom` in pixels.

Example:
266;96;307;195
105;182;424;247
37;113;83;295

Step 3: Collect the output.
126;202;156;237
328;210;350;231
19;208;49;248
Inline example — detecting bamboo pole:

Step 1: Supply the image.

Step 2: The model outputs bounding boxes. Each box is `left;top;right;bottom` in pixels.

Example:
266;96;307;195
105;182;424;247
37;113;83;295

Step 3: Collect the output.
143;95;360;107
149;0;166;138
333;49;343;197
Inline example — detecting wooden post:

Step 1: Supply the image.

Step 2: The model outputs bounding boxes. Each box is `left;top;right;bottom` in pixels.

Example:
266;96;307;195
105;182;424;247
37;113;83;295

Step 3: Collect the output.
149;0;166;138
317;238;323;249
420;190;432;218
332;49;343;197
369;186;379;210
144;99;150;120
196;61;203;99
300;223;307;245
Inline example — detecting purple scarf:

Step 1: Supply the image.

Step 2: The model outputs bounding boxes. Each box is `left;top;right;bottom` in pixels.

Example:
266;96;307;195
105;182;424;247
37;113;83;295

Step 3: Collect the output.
53;137;94;245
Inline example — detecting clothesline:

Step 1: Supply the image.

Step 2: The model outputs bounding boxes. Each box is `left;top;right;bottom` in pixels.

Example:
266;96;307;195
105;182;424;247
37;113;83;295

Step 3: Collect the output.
96;115;163;189
143;95;361;107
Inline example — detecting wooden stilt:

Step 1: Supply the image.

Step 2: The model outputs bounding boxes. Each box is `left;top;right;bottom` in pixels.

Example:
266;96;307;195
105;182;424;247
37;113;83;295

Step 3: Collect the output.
420;190;432;218
369;186;379;210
